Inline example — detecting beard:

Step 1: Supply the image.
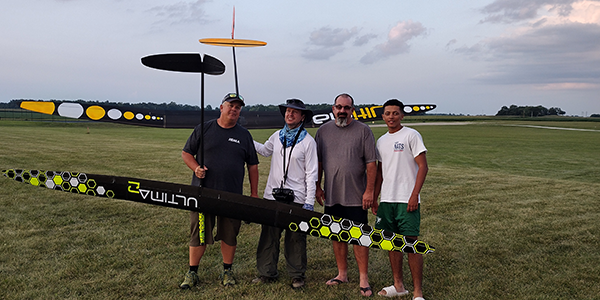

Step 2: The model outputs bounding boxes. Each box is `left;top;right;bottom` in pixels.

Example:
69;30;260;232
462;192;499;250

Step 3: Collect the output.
335;114;349;127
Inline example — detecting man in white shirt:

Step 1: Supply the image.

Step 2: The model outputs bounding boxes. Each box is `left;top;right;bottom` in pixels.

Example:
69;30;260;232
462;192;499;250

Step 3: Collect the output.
373;99;429;300
252;99;318;289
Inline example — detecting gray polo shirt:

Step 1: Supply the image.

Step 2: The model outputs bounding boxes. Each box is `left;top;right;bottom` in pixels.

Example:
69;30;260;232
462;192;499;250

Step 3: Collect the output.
315;120;376;207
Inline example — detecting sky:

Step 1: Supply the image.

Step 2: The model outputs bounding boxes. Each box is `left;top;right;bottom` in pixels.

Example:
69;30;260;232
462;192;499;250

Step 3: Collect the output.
1;0;599;116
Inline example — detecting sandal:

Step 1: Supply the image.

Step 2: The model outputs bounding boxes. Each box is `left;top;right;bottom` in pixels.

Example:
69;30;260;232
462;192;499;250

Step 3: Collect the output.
378;285;409;297
360;286;373;297
326;278;349;286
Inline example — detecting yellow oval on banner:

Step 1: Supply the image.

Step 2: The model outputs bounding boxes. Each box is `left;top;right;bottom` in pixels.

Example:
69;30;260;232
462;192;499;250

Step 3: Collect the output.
20;101;56;115
123;111;134;120
199;38;267;47
86;106;106;120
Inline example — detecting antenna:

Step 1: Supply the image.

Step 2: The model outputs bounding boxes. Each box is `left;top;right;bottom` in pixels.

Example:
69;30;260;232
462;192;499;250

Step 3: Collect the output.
231;7;239;95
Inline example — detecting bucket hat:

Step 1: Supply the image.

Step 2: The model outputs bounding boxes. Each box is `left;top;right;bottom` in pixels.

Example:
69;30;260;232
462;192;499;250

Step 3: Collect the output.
278;99;313;123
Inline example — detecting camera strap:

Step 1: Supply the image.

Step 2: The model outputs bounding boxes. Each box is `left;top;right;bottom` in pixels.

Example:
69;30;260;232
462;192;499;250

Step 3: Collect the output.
281;123;304;188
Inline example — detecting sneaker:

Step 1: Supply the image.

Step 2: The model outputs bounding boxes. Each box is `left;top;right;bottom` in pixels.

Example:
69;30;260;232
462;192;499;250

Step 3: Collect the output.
251;276;277;284
180;270;199;289
291;277;305;289
220;269;236;286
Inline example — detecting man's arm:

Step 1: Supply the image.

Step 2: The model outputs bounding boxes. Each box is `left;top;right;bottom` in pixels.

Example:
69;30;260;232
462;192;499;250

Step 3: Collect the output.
362;161;377;210
407;152;428;212
315;162;325;206
253;133;275;158
247;164;259;198
182;151;206;179
304;141;319;208
372;162;383;215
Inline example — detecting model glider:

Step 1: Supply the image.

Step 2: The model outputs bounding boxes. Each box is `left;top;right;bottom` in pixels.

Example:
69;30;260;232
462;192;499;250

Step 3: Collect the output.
199;6;266;96
141;53;225;74
18;100;437;129
140;53;226;166
199;38;267;47
199;35;265;95
2;168;435;254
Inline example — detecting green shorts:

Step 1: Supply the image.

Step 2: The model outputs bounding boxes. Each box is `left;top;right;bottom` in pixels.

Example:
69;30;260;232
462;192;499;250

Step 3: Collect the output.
375;202;420;237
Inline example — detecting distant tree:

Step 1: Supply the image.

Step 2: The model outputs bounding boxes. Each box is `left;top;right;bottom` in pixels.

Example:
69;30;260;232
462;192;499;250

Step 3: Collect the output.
496;104;565;116
590;114;600;118
548;107;566;116
306;104;333;111
497;106;509;115
0;99;32;109
245;104;279;112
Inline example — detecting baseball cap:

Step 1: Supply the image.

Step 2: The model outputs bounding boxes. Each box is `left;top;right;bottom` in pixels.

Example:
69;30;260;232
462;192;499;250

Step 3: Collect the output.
221;93;245;106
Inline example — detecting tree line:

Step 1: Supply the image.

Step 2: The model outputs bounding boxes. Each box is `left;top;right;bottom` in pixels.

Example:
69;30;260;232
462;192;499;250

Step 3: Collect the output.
1;99;374;112
496;105;566;116
4;99;583;117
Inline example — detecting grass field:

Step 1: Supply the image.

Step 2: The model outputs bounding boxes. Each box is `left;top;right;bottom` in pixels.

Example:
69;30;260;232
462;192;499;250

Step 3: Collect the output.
1;119;599;300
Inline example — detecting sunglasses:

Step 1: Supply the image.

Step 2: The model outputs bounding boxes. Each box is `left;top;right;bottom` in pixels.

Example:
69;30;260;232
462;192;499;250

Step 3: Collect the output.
224;93;244;101
334;104;353;111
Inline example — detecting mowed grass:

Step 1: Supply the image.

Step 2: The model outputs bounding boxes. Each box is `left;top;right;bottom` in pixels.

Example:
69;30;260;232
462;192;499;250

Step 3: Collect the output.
1;119;599;300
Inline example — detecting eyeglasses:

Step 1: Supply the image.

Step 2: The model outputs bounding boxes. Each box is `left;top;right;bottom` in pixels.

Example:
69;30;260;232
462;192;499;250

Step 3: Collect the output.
334;105;353;111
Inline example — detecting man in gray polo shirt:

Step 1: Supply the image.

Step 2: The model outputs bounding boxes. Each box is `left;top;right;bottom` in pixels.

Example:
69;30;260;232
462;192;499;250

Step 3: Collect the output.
315;93;377;297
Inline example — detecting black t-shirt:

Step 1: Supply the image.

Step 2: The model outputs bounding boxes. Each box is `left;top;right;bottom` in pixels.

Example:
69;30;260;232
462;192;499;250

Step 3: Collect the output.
182;119;259;194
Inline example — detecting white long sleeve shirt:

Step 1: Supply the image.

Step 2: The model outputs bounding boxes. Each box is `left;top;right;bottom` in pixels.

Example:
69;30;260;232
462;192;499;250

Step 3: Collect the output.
254;130;319;206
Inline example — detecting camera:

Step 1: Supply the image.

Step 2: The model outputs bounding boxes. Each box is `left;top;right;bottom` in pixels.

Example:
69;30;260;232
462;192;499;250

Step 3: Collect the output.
272;188;295;203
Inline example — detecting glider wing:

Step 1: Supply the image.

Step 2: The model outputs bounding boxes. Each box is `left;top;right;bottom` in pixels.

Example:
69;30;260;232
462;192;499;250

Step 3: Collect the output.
19;101;437;129
2;168;435;254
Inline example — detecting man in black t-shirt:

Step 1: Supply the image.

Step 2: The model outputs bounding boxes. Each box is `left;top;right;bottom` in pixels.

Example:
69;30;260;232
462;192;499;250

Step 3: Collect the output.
180;93;259;288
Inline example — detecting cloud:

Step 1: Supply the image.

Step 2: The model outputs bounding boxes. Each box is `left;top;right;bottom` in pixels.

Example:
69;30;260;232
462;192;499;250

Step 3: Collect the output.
353;33;378;46
307;27;358;47
302;46;346;60
445;39;457;49
302;27;358;60
535;82;598;89
568;0;600;23
360;20;427;64
451;42;489;61
147;0;210;25
452;1;600;89
479;0;586;23
468;22;600;87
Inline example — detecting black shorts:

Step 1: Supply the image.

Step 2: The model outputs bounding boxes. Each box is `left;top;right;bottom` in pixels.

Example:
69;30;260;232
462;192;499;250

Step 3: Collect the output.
324;204;368;224
189;211;241;247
